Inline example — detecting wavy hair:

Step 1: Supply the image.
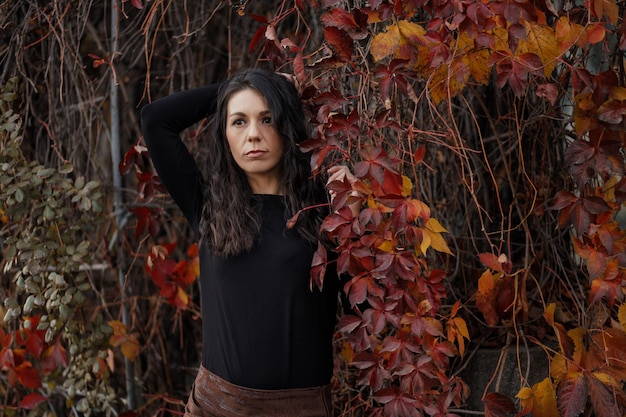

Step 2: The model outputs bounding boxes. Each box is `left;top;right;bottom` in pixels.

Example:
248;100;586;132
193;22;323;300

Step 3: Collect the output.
199;68;327;257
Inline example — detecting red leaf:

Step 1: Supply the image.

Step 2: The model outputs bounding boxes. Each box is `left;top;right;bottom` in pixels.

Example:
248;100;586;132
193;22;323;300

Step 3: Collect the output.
0;346;14;369
337;314;363;333
586;249;607;279
131;0;143;9
536;83;559;105
572;203;591;235
597;99;626;124
149;258;176;287
20;393;47;410
478;253;504;272
321;8;359;31
310;242;327;291
483;392;516;417
344;274;369;306
586;372;625;417
249;25;268;53
557;374;588;417
546;190;578;210
131;206;161;238
40;338;68;374
14;362;42;389
374;387;419;417
20;330;44;359
323;26;354;61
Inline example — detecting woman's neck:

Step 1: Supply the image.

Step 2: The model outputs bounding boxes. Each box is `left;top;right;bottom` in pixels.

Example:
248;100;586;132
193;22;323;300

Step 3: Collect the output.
247;176;282;195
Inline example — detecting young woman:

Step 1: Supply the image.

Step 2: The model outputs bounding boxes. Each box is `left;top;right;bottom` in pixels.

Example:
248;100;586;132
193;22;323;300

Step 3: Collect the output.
141;69;345;416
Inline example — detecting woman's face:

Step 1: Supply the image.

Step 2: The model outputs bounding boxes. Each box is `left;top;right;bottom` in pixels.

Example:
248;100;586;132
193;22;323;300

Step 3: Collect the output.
225;88;284;194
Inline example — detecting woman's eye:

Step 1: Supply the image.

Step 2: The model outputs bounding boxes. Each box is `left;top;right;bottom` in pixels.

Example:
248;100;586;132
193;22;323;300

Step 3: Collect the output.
232;119;245;126
262;117;272;124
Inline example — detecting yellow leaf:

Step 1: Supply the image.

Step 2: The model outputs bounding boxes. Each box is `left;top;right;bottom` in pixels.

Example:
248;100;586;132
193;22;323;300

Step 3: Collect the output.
492;26;510;52
419;231;431;256
377;240;395;253
412;44;434;78
550;353;567;381
618;303;626;332
530;378;559;417
456;32;491;85
568;327;585;366
516;386;533;400
543;302;556;325
397;20;426;45
340;340;354;363
371;24;400;62
401;175;413;197
593;372;620;388
425;217;448;233
177;286;189;306
516;387;534;414
428;61;466;105
518;21;559;77
453;317;469;357
424;228;453;255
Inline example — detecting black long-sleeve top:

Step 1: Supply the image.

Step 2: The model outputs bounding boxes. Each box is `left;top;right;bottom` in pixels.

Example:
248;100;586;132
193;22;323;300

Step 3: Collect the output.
140;85;339;389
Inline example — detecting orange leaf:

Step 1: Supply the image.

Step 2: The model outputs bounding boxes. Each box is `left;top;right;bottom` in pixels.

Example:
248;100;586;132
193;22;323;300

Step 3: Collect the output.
120;338;140;361
448;316;469;356
187;243;199;258
556;17;586;52
586;23;606;44
108;320;140;361
476;270;499;326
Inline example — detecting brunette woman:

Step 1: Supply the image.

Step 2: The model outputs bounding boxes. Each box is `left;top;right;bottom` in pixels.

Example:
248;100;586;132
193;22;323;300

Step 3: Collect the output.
141;68;346;416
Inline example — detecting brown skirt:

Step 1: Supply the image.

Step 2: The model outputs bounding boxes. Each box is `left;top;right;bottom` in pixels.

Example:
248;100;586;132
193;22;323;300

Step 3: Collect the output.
184;365;333;417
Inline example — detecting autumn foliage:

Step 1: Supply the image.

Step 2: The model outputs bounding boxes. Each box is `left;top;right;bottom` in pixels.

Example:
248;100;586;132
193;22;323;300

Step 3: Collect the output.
240;0;626;415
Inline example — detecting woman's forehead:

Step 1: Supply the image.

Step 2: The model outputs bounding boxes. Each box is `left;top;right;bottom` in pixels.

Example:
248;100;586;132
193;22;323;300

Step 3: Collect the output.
226;88;269;115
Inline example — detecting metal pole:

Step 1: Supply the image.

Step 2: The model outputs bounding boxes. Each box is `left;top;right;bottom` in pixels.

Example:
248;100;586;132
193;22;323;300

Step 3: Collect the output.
110;0;137;410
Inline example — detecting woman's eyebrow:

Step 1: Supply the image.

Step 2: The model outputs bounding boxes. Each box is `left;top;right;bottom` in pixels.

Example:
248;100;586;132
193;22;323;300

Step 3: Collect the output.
228;109;271;118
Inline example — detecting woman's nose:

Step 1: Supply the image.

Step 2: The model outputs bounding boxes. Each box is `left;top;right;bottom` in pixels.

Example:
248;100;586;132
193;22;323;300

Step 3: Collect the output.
246;122;261;141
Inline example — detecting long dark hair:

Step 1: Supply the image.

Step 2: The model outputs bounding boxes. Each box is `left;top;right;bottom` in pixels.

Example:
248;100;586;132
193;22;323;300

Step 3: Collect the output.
199;68;327;257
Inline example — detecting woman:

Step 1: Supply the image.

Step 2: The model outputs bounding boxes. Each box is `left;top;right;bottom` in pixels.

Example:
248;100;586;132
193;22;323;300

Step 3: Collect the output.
141;68;345;416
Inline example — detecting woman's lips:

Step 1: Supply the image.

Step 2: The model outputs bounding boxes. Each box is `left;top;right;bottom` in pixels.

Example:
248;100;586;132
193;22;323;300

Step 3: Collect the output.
246;150;267;158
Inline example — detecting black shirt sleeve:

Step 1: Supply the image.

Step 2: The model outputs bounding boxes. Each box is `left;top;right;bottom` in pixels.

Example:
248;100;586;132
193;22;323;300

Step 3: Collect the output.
140;85;220;233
